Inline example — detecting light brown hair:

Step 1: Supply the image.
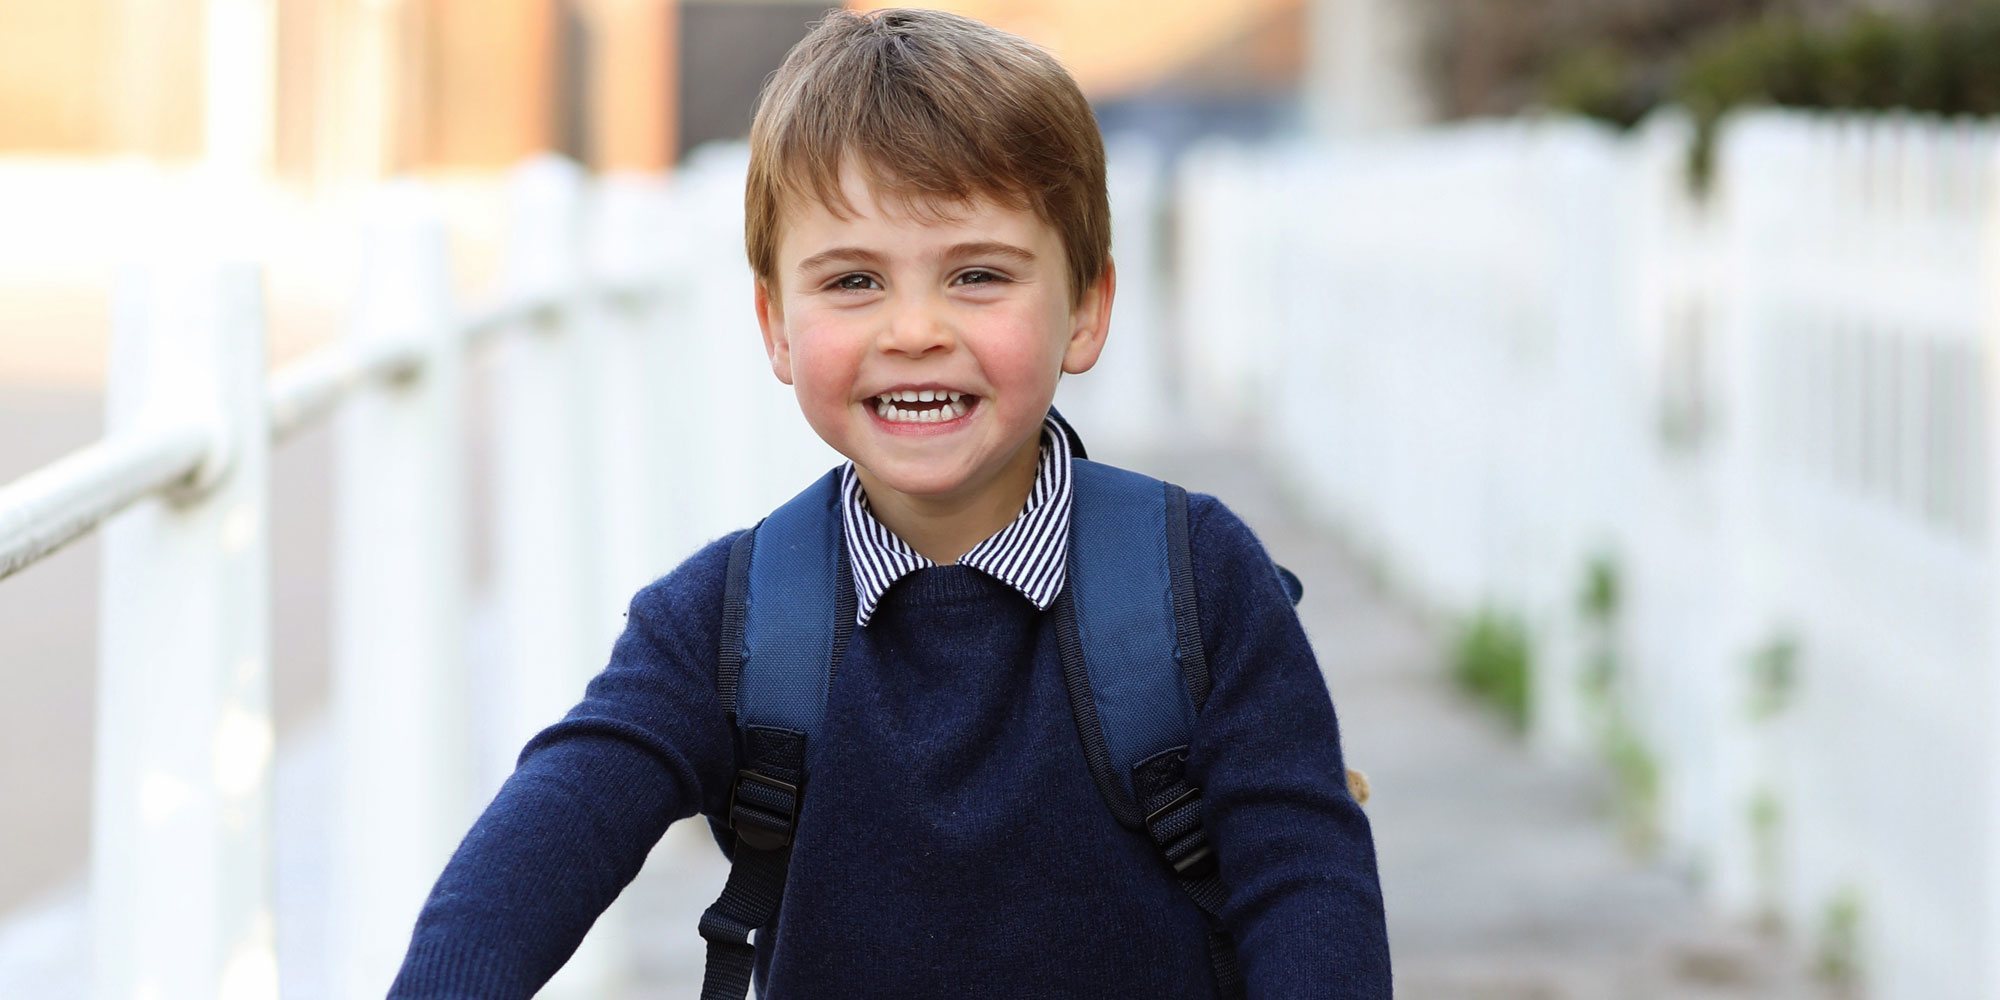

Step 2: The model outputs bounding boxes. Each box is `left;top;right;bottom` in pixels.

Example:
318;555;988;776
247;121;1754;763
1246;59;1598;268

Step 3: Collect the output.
744;7;1110;306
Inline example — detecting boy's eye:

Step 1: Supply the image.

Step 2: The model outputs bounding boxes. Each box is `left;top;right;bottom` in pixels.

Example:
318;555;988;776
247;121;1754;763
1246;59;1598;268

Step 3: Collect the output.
832;273;880;292
954;269;1006;287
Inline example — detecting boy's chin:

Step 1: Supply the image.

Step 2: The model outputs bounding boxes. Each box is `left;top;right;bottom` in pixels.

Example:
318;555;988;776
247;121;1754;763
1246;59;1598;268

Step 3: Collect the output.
854;462;976;500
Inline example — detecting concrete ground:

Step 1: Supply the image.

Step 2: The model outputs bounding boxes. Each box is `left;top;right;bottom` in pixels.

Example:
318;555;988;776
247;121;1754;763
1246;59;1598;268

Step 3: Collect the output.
1123;443;1842;999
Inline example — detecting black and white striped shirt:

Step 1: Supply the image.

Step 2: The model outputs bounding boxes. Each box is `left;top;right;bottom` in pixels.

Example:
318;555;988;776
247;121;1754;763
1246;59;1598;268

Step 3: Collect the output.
840;413;1073;627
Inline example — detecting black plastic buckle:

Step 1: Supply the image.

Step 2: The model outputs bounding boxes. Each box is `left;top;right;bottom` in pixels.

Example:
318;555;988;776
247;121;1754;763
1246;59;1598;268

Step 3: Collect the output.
728;769;800;852
1144;785;1216;877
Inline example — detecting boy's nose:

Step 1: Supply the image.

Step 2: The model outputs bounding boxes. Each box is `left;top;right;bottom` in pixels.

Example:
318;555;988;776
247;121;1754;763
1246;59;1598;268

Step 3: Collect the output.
877;298;955;357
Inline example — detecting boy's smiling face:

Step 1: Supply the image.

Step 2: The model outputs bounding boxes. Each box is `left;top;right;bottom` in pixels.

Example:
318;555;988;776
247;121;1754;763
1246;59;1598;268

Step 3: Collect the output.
755;158;1114;548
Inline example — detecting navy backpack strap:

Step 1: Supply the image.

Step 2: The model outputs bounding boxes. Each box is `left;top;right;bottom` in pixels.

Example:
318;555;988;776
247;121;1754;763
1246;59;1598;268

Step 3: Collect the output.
699;466;854;1000
1059;460;1201;822
1058;459;1245;1000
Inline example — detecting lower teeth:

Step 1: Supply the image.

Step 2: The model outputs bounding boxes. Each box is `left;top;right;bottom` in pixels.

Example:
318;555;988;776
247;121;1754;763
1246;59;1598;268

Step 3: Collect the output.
879;399;971;423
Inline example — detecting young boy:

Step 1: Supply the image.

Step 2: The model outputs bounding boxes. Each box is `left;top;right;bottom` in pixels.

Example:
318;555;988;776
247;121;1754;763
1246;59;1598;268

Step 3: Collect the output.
391;8;1389;998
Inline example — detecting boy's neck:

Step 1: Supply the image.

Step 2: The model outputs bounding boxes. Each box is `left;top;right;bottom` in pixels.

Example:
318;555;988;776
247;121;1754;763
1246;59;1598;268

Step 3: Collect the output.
853;430;1043;565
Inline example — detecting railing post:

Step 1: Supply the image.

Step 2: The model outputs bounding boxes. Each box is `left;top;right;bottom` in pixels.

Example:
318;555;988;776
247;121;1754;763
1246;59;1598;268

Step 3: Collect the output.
1172;143;1260;445
94;247;275;997
1624;109;1717;870
490;154;628;997
330;182;475;997
587;173;675;600
1707;112;1781;921
1528;124;1628;764
646;173;713;563
1059;141;1173;454
680;148;770;533
1983;128;2000;1000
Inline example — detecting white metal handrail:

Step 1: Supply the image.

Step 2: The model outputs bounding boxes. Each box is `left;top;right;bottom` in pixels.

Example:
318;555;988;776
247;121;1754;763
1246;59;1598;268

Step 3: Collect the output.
0;283;655;582
0;422;211;580
267;330;432;443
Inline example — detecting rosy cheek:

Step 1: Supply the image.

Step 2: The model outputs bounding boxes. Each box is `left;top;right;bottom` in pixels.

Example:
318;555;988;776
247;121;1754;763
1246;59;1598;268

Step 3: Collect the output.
785;326;854;402
988;317;1055;369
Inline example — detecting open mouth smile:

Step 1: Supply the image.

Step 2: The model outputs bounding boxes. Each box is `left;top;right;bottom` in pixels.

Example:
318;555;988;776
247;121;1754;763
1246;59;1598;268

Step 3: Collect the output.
868;388;979;433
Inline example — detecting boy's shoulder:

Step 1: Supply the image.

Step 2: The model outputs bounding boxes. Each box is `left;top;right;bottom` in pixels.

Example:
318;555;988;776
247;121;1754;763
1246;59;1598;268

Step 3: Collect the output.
1071;463;1289;613
1177;489;1283;583
650;526;747;588
1170;488;1305;637
624;527;751;641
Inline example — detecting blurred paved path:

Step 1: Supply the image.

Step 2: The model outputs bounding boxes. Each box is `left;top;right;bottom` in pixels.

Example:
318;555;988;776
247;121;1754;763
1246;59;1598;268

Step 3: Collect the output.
1129;443;1838;999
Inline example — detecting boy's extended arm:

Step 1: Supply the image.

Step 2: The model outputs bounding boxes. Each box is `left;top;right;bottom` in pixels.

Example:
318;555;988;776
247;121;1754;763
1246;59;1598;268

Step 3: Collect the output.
388;532;739;998
1184;495;1393;998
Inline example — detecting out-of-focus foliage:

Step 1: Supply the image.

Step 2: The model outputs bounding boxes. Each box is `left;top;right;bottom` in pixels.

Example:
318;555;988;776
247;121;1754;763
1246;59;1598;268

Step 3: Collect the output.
1450;607;1532;734
1814;884;1866;987
1420;1;2000;190
1675;6;2000;185
1745;631;1799;722
1675;6;2000;119
1417;0;1783;122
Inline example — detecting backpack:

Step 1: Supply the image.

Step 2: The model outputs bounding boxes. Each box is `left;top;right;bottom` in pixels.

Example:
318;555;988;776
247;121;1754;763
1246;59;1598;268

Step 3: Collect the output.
694;412;1309;1000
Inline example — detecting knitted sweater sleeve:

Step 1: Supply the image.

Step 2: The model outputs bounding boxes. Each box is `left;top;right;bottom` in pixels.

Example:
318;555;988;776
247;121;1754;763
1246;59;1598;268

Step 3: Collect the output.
1183;494;1393;998
387;530;742;998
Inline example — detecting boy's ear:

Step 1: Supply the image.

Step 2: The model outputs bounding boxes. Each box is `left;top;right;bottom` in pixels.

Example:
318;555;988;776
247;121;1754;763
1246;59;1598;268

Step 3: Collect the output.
1061;256;1116;376
754;277;794;385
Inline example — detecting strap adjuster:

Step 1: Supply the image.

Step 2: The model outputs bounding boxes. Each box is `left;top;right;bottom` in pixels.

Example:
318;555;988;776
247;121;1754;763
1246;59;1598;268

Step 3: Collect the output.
1144;785;1216;877
1144;785;1200;827
728;769;800;852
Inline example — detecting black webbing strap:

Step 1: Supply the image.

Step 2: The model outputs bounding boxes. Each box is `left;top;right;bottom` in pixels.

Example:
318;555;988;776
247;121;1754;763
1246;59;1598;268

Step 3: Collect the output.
698;724;807;999
703;527;756;859
1134;744;1245;1000
1162;483;1212;712
1051;587;1143;829
699;525;796;1000
715;528;755;719
701;494;857;999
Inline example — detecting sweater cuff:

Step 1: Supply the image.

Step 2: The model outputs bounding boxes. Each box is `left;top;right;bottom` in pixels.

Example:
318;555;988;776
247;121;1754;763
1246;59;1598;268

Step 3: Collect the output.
389;934;541;999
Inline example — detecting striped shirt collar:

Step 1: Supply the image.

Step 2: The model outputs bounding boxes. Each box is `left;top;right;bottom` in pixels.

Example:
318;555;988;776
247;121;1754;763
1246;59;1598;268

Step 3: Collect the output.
839;413;1073;627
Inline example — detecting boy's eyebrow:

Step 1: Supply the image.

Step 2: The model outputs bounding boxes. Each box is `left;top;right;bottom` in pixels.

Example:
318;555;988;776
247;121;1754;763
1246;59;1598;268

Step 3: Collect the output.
794;241;1037;278
796;246;888;277
944;241;1037;267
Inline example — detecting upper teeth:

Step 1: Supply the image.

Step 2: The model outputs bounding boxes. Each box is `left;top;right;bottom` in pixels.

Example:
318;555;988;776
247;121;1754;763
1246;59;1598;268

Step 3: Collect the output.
875;389;971;424
876;389;963;403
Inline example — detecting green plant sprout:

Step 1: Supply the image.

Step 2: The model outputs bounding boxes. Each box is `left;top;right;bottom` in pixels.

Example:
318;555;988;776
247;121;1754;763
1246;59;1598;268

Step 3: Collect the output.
1451;607;1532;735
1748;784;1783;929
1748;632;1800;722
1814;884;1864;989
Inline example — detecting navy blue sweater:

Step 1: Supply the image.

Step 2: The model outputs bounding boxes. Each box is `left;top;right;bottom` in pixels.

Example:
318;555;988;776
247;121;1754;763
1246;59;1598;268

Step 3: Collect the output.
389;491;1391;997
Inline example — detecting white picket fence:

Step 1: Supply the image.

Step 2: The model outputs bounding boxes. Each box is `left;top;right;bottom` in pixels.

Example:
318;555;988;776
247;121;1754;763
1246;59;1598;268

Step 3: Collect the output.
0;141;1175;996
1175;107;2000;1000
